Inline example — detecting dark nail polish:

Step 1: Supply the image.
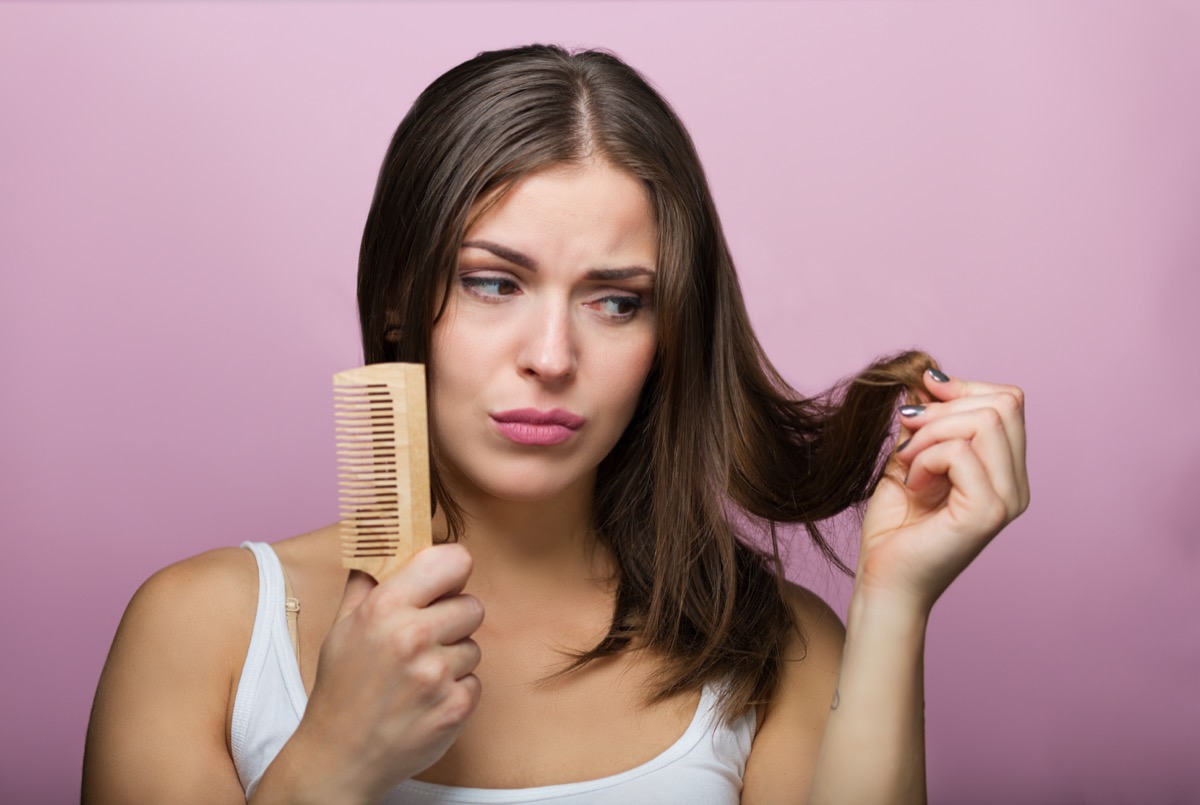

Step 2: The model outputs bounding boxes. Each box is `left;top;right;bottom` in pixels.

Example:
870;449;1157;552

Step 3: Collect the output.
896;437;912;452
899;405;925;417
928;368;950;383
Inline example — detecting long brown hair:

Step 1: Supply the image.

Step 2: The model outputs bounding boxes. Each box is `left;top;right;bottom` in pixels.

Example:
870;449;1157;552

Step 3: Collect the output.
358;44;935;720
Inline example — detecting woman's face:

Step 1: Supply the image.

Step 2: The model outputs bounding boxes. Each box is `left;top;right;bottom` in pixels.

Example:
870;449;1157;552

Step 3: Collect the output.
430;158;658;506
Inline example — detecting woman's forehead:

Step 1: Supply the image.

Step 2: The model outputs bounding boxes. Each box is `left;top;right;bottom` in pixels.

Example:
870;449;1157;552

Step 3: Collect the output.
461;159;658;269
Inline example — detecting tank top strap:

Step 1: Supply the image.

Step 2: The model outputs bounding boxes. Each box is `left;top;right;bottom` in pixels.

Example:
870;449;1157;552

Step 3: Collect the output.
230;541;307;776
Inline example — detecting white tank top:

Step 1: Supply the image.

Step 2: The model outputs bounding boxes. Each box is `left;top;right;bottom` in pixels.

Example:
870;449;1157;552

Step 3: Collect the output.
231;542;756;803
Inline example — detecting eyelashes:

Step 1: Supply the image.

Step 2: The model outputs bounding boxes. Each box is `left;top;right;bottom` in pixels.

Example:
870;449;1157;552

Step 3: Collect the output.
460;276;519;297
458;274;648;322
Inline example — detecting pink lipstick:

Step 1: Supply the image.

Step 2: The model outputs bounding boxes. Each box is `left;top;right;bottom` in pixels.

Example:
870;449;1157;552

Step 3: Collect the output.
491;408;585;446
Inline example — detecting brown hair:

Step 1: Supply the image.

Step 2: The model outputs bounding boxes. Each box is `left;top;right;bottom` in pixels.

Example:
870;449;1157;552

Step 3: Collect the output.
358;44;936;720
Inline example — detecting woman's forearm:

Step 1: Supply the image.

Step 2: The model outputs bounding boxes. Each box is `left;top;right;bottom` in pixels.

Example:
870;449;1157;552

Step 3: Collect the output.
807;585;930;804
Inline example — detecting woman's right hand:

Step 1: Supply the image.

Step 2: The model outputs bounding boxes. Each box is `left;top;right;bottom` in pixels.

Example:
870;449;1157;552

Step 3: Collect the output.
258;543;483;804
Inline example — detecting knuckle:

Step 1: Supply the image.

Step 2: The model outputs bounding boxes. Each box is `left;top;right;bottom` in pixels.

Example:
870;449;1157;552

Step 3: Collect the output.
464;595;485;625
393;620;434;660
356;590;386;621
363;584;403;619
410;655;449;690
985;495;1008;528
980;407;1003;429
998;390;1023;413
441;682;479;725
466;639;482;667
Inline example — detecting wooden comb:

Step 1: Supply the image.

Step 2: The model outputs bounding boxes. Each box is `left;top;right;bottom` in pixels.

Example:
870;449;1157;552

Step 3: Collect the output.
333;363;432;581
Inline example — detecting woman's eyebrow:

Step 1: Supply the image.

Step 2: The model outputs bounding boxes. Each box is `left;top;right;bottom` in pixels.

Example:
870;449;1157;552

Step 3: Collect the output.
462;239;536;270
461;239;655;280
584;267;655;281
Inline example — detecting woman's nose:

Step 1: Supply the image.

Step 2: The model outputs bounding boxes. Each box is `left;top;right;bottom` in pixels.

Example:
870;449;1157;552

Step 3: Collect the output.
516;299;578;382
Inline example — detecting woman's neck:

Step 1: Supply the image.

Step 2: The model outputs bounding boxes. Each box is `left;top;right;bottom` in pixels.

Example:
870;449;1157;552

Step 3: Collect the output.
436;474;615;602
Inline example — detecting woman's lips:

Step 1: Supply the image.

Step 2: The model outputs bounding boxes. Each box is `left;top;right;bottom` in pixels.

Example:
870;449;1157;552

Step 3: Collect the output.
490;408;584;446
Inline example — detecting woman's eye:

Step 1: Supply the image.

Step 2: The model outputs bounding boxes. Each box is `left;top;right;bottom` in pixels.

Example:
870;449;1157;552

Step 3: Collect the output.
593;295;644;320
460;276;519;298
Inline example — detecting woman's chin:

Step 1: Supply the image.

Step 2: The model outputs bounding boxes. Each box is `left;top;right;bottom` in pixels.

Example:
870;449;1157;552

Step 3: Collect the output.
449;463;595;508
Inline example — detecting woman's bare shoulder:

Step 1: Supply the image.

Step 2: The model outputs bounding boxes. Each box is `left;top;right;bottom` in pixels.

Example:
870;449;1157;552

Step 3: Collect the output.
741;580;844;805
126;546;259;630
83;546;261;802
780;580;846;662
99;544;262;713
126;521;340;627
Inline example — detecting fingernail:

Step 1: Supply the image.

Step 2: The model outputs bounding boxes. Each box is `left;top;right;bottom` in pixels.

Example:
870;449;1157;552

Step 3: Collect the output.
928;368;950;383
896;437;912;452
899;405;925;417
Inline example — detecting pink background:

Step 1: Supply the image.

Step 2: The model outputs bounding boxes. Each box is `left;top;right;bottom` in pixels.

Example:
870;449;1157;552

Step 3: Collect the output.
2;1;1197;801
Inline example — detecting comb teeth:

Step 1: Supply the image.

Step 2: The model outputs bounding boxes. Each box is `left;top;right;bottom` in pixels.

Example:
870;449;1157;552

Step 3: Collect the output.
333;364;431;579
336;384;402;558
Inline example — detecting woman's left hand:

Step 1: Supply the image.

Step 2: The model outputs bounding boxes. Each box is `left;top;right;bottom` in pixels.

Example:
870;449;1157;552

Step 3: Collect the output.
857;369;1030;615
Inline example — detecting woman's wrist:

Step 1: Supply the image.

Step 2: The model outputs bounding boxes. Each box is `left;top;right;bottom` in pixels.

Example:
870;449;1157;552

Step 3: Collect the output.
846;582;932;644
250;724;376;805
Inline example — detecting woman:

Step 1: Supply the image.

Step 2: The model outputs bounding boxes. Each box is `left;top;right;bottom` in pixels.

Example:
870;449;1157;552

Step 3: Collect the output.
83;45;1028;803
